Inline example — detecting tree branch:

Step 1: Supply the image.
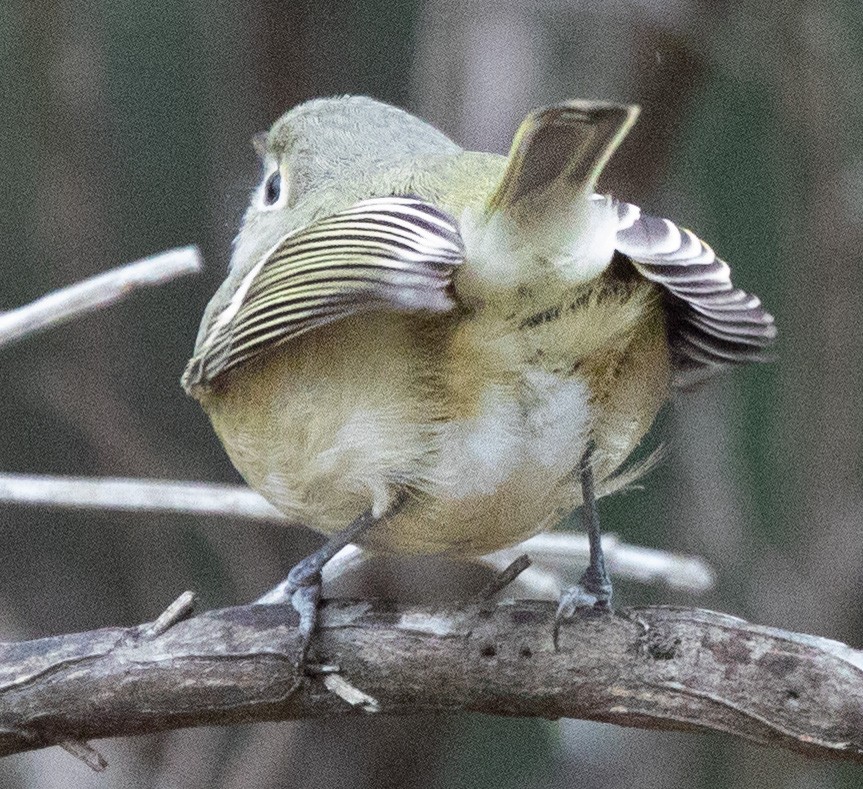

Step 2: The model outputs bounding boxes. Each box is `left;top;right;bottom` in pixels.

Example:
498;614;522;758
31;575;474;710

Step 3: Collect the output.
0;473;715;594
0;246;202;350
0;473;284;522
1;599;861;765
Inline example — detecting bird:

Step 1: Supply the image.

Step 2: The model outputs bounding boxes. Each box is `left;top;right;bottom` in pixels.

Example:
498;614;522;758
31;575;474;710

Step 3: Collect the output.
182;95;776;664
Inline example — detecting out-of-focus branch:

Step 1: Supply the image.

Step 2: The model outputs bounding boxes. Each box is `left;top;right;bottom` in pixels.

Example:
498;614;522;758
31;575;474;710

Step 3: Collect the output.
486;533;715;594
1;599;861;765
0;472;714;594
0;473;283;521
0;246;202;350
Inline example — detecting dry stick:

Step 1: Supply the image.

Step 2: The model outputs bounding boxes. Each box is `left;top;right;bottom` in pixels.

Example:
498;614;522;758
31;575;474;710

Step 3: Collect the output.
485;533;715;594
0;473;715;594
0;247;202;771
0;473;283;522
140;591;198;640
0;246;203;350
0;600;861;763
58;739;108;773
474;554;533;603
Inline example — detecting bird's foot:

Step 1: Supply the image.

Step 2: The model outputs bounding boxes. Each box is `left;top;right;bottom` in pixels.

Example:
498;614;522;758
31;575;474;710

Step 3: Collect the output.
553;566;612;649
255;506;388;675
288;580;322;674
256;555;324;674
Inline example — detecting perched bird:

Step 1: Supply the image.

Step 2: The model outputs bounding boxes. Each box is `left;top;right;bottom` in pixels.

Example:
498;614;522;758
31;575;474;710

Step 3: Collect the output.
182;96;775;660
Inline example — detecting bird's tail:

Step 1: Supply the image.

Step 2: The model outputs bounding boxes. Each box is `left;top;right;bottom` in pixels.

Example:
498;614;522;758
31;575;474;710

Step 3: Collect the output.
487;99;640;216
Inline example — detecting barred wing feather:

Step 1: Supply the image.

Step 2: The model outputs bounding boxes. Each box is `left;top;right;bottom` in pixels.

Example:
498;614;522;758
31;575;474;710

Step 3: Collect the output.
609;198;777;387
184;197;464;389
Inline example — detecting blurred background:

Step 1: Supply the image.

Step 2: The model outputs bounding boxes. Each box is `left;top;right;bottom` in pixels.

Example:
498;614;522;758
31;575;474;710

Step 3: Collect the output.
1;0;861;786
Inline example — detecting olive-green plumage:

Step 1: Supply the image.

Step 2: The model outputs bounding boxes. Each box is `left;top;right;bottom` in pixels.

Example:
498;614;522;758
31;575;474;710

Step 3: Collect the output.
183;95;774;556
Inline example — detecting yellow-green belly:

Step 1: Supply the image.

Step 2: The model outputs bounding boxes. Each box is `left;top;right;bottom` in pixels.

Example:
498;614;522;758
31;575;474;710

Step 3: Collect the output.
199;286;670;556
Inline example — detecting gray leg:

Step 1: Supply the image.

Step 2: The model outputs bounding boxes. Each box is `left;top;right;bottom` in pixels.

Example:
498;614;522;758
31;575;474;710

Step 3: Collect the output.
556;443;613;623
255;506;381;670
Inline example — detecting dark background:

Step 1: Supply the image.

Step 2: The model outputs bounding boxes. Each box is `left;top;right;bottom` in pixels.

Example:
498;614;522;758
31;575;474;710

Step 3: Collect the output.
1;1;862;787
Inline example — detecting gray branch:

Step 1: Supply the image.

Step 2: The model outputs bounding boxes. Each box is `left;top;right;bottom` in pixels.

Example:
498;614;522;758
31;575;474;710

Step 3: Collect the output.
0;473;714;595
0;246;202;350
0;473;284;522
1;599;862;766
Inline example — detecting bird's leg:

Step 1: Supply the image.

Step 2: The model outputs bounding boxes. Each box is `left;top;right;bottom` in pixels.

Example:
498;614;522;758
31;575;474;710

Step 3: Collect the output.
556;443;613;625
255;500;397;672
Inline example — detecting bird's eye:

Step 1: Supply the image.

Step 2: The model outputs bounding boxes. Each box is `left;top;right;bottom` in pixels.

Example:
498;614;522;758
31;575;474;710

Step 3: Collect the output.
263;171;282;206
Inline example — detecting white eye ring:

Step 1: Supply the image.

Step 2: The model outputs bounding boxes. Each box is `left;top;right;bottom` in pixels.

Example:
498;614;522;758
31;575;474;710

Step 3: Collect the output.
260;166;287;210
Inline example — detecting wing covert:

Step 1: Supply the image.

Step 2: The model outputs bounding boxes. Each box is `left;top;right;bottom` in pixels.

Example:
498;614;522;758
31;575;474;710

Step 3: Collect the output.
183;196;464;390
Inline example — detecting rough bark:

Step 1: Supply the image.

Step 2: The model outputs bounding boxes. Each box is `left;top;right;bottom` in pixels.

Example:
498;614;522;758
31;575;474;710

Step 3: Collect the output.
1;599;861;766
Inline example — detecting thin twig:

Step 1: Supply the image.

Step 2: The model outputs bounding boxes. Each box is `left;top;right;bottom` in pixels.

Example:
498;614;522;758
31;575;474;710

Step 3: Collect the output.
474;554;532;602
0;246;202;350
485;533;716;593
140;591;197;640
59;739;108;772
0;473;284;521
322;674;381;712
0;473;715;593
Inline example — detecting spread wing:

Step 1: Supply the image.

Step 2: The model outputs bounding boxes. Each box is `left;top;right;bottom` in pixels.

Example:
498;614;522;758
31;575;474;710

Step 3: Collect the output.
610;198;777;387
183;196;464;390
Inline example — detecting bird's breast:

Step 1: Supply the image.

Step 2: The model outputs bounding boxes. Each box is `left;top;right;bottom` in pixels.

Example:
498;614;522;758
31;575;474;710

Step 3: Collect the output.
199;312;438;530
199;274;669;556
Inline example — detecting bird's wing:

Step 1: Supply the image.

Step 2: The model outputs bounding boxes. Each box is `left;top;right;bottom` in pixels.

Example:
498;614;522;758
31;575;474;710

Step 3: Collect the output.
610;198;777;388
183;196;464;390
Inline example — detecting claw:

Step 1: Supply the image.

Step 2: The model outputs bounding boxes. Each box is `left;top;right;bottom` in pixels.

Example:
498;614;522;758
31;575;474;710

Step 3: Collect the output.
291;581;322;672
553;580;612;650
253;502;396;674
556;583;606;620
